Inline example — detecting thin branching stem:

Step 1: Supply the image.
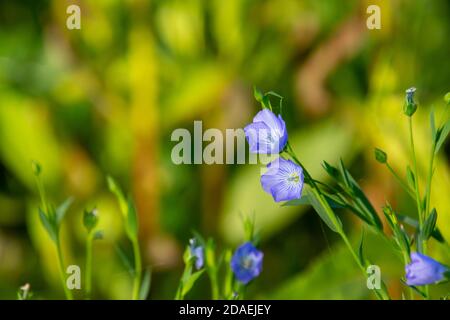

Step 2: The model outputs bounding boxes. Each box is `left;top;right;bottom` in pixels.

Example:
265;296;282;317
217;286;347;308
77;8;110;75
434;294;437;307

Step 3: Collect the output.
131;238;142;300
56;240;73;300
285;142;390;300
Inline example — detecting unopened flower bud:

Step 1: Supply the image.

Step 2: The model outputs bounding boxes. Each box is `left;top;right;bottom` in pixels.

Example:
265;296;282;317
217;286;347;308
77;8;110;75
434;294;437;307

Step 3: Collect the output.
374;148;387;164
83;208;99;232
403;87;417;116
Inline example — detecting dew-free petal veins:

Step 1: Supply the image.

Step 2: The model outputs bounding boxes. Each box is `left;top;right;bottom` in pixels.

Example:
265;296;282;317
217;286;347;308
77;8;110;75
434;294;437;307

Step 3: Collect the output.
260;157;304;202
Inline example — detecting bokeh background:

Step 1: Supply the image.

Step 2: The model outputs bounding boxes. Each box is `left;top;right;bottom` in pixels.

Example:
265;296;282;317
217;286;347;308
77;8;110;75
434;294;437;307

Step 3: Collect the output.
0;0;449;299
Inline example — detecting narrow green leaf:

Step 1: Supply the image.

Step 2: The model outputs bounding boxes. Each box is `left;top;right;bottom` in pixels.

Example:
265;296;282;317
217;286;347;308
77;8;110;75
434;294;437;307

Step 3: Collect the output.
323;194;346;209
406;166;415;189
396;225;411;256
308;190;341;233
422;209;437;240
430;109;436;141
339;159;351;188
401;279;428;299
337;161;383;230
242;214;255;243
266;91;283;114
435;120;450;154
56;197;73;225
322;161;339;179
358;230;366;267
223;249;233;299
261;95;271;110
181;269;205;296
284;194;344;209
282;195;311;206
115;245;134;276
107;176;128;219
139;268;152;300
39;208;57;243
397;213;445;243
126;197;139;241
348;174;383;230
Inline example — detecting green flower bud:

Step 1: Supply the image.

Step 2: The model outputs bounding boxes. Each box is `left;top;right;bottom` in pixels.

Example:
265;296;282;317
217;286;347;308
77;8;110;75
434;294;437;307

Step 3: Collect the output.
31;160;41;176
83;208;99;232
403;87;417;117
374;148;387;164
444;92;450;105
253;86;264;103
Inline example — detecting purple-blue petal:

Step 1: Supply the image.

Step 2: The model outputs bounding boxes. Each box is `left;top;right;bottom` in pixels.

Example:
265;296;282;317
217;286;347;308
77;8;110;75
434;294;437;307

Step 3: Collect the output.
244;109;288;154
405;252;447;286
231;242;264;285
189;239;204;270
244;122;274;154
260;157;304;203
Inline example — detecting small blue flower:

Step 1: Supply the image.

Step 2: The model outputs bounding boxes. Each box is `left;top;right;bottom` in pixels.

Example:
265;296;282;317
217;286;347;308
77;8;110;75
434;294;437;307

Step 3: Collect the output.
405;252;448;286
244;109;288;154
261;157;304;202
231;242;263;285
189;238;204;270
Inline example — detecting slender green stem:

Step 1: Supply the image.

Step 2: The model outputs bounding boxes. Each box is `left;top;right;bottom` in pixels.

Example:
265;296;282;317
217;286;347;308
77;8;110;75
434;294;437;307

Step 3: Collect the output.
285;143;390;300
408;117;429;298
386;163;416;199
233;281;245;300
85;232;93;299
175;262;192;300
131;238;142;300
210;271;220;300
56;241;73;300
408;117;423;224
223;250;233;299
424;144;436;223
401;252;415;300
421;142;436;300
175;280;183;300
34;175;48;214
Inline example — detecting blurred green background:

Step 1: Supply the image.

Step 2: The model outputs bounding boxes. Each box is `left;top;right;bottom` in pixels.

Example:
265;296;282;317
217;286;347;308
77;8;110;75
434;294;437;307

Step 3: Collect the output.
0;0;449;299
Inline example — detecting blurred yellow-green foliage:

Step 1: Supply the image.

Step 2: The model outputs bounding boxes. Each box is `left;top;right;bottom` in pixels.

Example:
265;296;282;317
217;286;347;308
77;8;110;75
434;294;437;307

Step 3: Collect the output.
0;0;449;299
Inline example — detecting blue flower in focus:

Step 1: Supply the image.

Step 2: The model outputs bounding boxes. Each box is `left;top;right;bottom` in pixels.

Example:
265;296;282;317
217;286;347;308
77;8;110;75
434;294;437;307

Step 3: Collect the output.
189;238;204;270
405;252;448;286
261;157;304;202
231;242;263;284
244;109;288;154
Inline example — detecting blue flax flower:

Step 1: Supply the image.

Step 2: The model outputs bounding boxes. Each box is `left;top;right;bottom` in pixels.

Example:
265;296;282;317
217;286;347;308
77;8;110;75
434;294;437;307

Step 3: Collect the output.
405;252;448;286
189;238;204;270
231;242;263;284
244;109;288;154
261;157;304;202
